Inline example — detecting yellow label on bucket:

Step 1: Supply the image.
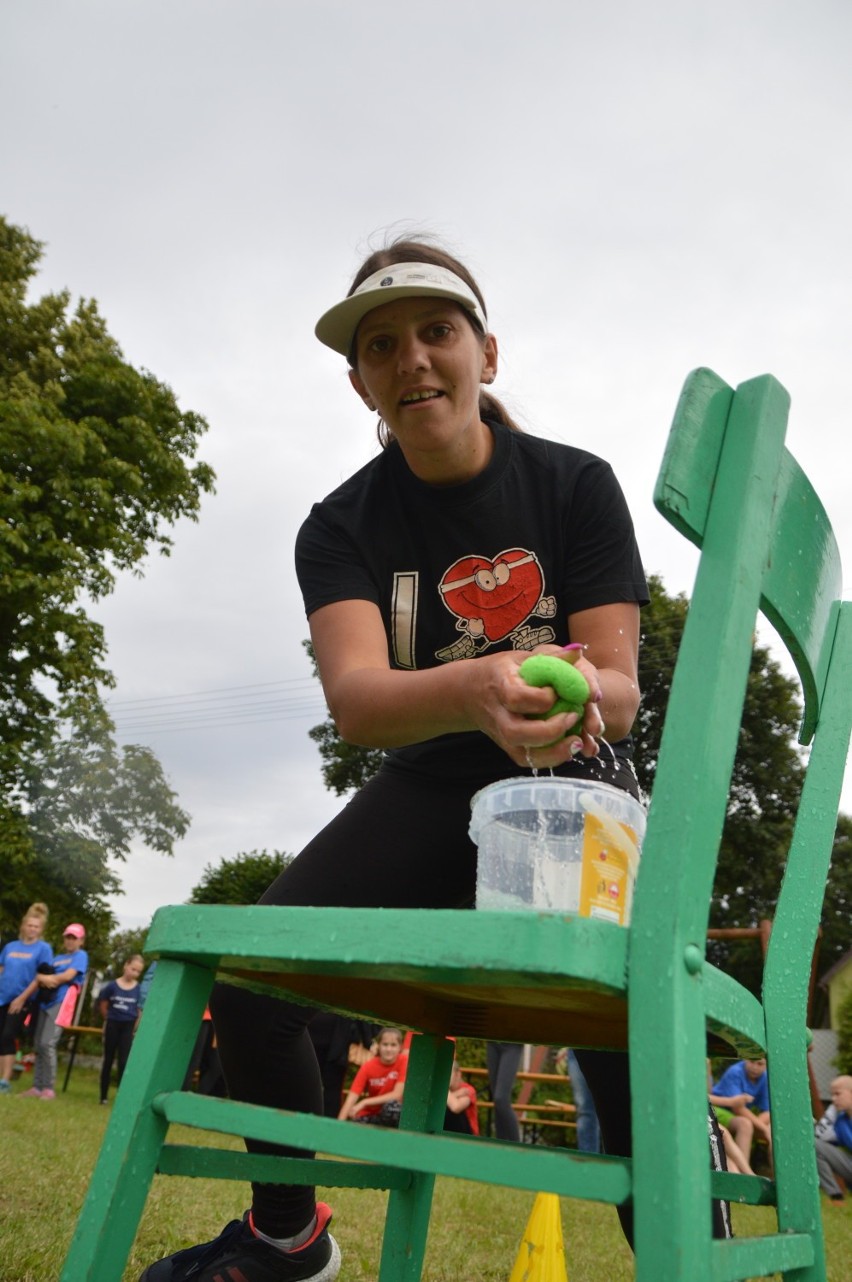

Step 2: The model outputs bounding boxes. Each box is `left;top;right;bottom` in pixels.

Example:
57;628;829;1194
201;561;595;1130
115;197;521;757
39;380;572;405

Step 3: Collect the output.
578;813;637;925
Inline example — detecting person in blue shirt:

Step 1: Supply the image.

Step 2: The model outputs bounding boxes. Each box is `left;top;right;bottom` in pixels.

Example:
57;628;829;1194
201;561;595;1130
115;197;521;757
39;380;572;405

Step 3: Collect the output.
19;922;88;1100
712;1057;772;1169
0;903;52;1093
97;954;144;1104
814;1075;852;1204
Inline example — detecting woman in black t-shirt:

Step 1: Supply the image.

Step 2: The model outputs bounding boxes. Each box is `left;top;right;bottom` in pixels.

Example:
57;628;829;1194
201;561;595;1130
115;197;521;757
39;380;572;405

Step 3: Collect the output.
139;238;674;1282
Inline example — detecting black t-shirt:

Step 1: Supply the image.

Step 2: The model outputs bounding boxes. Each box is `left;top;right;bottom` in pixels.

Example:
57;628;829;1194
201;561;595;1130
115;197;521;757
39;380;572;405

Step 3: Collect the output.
296;420;648;783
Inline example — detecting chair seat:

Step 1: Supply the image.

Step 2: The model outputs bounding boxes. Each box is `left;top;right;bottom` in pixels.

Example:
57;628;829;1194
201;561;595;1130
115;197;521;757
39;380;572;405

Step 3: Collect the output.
146;903;764;1053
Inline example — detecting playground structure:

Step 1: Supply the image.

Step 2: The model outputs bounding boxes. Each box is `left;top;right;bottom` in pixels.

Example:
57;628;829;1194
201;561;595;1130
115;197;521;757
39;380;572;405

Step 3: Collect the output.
61;368;852;1281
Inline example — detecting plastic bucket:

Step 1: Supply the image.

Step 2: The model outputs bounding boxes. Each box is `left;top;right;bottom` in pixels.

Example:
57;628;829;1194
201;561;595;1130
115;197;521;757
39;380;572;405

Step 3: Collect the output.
469;776;646;925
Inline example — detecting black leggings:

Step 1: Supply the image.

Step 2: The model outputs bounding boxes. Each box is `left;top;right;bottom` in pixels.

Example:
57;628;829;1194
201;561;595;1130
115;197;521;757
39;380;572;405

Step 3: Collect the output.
100;1020;134;1101
209;763;729;1241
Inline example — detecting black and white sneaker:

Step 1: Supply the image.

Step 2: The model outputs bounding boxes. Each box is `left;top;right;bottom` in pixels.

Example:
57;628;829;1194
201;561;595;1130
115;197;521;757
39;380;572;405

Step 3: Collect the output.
138;1203;341;1281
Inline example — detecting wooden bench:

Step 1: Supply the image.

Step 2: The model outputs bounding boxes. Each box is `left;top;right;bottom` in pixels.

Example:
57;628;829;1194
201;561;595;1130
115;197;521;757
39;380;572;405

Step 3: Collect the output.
460;1065;578;1142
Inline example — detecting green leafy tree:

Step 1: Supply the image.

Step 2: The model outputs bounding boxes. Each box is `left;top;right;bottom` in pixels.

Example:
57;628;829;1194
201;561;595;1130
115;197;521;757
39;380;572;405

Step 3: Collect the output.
0;215;212;938
189;850;294;905
304;574;850;998
835;986;852;1076
104;925;151;979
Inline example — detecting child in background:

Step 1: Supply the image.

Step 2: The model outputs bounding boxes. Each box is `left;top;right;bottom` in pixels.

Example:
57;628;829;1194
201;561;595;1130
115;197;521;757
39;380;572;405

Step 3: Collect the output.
22;923;88;1100
444;1060;480;1135
97;954;144;1104
0;903;52;1094
711;1057;772;1170
338;1027;406;1126
814;1075;852;1205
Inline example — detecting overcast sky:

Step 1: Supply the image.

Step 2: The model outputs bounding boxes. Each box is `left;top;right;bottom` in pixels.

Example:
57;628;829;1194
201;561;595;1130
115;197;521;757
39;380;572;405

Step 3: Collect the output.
3;1;851;930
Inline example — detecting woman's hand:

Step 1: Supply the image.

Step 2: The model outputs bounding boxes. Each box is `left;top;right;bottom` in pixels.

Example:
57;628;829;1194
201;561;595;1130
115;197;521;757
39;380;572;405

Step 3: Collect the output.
463;646;600;771
309;598;639;766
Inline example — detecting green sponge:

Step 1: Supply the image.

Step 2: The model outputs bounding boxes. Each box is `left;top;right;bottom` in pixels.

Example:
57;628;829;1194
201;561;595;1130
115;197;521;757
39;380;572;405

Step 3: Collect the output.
518;654;590;725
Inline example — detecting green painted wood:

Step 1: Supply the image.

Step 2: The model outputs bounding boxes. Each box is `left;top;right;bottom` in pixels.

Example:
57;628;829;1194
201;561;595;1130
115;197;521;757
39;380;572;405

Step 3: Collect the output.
379;1033;452;1282
760;460;840;742
157;1144;412;1190
152;1090;633;1203
709;1171;776;1206
145;906;632;1045
64;367;848;1282
60;960;213;1282
758;605;852;1281
702;965;766;1055
656;369;842;743
145;905;628;987
630;371;840;1281
711;1234;814;1282
653;367;733;547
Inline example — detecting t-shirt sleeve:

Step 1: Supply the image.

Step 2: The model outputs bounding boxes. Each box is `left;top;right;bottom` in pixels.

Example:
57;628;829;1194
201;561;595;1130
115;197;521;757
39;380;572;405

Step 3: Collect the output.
350;1061;370;1096
296;507;381;618
559;460;648;612
834;1112;852;1148
712;1066;737;1096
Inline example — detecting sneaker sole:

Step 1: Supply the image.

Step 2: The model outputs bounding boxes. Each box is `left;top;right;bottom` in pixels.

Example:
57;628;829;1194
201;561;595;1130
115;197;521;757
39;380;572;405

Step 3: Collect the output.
308;1235;341;1282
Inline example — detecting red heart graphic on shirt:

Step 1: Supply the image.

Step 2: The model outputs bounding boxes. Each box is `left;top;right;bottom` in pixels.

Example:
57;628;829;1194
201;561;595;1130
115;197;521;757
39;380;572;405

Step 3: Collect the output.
439;548;544;643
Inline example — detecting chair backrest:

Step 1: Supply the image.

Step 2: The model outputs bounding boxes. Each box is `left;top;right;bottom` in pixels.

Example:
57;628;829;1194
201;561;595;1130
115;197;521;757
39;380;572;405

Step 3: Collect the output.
633;367;845;955
625;367;852;1272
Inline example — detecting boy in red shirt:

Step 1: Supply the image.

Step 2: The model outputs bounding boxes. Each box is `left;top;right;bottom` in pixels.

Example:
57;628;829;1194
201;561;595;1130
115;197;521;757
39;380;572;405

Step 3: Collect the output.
338;1027;406;1126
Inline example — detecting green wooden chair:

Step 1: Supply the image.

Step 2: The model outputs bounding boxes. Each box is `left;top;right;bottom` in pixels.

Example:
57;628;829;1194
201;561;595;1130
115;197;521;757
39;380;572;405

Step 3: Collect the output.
62;368;852;1282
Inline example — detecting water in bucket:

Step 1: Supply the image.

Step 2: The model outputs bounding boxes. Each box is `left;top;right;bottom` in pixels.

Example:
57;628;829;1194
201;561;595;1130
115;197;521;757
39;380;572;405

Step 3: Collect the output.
469;776;646;925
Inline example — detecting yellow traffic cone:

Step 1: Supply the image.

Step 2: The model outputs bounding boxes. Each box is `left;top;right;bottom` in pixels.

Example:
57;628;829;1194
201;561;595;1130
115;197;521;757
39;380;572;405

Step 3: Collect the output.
508;1192;568;1282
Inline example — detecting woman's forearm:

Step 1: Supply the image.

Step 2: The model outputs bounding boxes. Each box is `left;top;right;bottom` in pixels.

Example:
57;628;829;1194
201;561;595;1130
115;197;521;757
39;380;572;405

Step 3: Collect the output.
327;660;483;747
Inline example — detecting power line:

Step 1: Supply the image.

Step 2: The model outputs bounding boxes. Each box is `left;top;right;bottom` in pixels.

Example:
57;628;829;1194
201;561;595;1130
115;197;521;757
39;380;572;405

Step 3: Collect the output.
107;679;329;740
107;678;318;710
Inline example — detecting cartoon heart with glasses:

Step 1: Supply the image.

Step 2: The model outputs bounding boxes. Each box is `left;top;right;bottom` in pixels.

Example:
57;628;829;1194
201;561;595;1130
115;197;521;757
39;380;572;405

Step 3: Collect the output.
437;548;556;659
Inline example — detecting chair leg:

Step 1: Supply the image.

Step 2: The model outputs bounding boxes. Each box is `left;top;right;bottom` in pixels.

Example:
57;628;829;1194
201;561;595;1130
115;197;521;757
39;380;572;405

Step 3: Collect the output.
773;1065;827;1281
378;1033;454;1282
61;960;214;1282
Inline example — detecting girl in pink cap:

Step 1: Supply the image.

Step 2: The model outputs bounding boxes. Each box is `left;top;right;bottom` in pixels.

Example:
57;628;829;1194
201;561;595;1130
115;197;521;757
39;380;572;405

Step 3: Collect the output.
19;922;88;1099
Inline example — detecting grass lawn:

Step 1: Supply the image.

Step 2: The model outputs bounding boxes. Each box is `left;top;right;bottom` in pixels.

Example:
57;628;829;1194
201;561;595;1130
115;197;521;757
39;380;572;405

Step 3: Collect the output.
1;1066;850;1281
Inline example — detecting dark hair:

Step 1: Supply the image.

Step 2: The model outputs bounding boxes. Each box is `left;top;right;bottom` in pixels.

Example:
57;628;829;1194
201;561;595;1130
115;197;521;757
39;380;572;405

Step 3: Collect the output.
347;236;523;446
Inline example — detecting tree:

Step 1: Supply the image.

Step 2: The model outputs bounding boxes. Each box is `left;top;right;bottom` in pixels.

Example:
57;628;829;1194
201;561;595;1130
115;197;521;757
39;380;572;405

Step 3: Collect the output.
0;215;212;937
304;574;851;998
835;986;852;1076
189;850;294;905
104;925;151;979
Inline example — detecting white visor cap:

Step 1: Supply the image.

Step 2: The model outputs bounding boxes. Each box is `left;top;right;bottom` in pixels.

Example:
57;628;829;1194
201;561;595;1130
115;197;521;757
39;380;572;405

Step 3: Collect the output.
315;262;488;358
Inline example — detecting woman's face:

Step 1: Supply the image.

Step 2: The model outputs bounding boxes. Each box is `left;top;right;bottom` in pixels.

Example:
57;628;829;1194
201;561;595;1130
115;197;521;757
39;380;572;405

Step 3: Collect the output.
349;297;498;482
62;933;83;954
21;916;44;942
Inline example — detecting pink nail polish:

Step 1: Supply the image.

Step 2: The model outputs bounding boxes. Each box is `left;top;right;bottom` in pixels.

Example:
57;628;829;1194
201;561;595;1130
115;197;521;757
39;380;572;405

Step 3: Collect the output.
561;643;583;652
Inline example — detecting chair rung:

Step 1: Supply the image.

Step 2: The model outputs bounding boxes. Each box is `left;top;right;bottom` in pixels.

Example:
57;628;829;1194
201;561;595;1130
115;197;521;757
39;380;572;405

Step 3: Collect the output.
158;1144;412;1190
151;1092;632;1205
711;1232;814;1282
709;1170;776;1206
